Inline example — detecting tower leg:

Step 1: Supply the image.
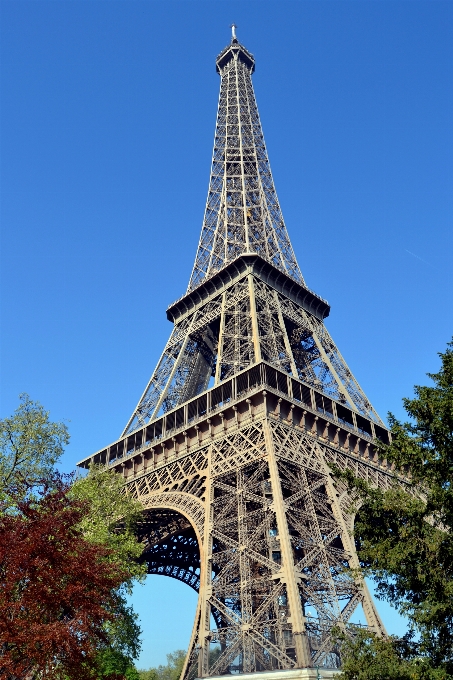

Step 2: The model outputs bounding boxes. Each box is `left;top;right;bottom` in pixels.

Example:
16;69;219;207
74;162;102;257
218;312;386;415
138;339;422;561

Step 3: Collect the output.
265;421;311;668
324;470;387;636
198;451;214;678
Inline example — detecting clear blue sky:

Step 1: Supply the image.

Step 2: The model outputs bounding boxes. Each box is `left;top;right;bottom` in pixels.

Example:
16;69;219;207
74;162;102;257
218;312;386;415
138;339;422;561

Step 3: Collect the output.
1;0;452;670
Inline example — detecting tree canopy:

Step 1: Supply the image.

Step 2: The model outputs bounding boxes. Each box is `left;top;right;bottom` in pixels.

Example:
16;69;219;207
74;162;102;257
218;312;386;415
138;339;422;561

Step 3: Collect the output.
71;464;147;590
0;395;146;679
0;393;69;503
71;465;147;677
0;478;130;679
137;650;187;680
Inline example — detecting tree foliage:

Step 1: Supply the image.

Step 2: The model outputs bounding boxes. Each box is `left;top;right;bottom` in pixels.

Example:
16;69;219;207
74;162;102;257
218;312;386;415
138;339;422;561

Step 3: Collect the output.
335;340;453;678
0;396;145;678
337;630;444;680
137;650;187;680
95;647;142;680
71;465;147;589
95;594;142;677
136;648;223;680
0;393;69;503
0;479;130;679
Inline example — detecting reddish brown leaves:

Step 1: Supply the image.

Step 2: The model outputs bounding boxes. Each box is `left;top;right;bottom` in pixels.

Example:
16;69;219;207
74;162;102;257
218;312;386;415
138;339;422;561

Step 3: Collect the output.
0;481;129;679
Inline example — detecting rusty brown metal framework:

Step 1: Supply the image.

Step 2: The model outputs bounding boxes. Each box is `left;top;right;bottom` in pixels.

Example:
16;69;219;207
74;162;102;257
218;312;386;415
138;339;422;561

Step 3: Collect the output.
78;29;396;678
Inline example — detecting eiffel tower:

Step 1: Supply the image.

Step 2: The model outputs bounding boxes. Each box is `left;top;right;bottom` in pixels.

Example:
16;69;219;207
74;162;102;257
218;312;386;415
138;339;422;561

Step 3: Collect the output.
78;27;396;679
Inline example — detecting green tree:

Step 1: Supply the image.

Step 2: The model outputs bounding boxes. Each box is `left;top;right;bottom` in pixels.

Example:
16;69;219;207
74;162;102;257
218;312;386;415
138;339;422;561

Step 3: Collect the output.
93;596;142;677
157;650;186;680
71;465;147;588
138;650;186;680
137;670;158;680
0;478;133;680
96;647;142;679
335;340;453;679
70;466;147;673
138;668;158;680
137;647;222;680
0;396;145;678
337;630;427;680
0;393;69;503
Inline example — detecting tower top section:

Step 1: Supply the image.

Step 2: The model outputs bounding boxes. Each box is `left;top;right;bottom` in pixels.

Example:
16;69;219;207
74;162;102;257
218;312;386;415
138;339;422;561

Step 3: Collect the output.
216;29;255;75
189;31;304;293
114;32;384;438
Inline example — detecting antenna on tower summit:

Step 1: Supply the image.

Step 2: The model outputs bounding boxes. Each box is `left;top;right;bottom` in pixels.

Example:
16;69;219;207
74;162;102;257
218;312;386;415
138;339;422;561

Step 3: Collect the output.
230;23;237;41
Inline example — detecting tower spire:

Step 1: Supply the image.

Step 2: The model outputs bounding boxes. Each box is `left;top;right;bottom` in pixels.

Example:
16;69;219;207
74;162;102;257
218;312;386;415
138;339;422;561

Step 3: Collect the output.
231;23;237;41
188;35;304;293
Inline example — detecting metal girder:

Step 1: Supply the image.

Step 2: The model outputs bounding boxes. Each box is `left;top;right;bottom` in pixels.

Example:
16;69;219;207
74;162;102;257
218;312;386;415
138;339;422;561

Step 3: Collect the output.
114;404;396;677
188;37;303;292
122;271;382;435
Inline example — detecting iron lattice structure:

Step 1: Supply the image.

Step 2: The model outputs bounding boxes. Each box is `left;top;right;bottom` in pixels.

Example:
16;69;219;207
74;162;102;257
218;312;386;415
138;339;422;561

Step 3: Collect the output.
78;32;396;678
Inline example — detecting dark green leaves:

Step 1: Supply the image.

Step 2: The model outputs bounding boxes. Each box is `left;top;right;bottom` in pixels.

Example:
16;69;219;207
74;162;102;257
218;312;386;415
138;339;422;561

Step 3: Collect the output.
334;340;453;678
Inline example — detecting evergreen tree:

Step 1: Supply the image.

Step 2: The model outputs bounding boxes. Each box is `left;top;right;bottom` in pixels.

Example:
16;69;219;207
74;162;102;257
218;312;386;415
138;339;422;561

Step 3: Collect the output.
335;340;453;679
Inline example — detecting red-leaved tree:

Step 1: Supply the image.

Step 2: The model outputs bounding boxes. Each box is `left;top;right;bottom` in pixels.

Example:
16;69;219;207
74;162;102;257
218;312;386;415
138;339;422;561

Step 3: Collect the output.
0;479;129;679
